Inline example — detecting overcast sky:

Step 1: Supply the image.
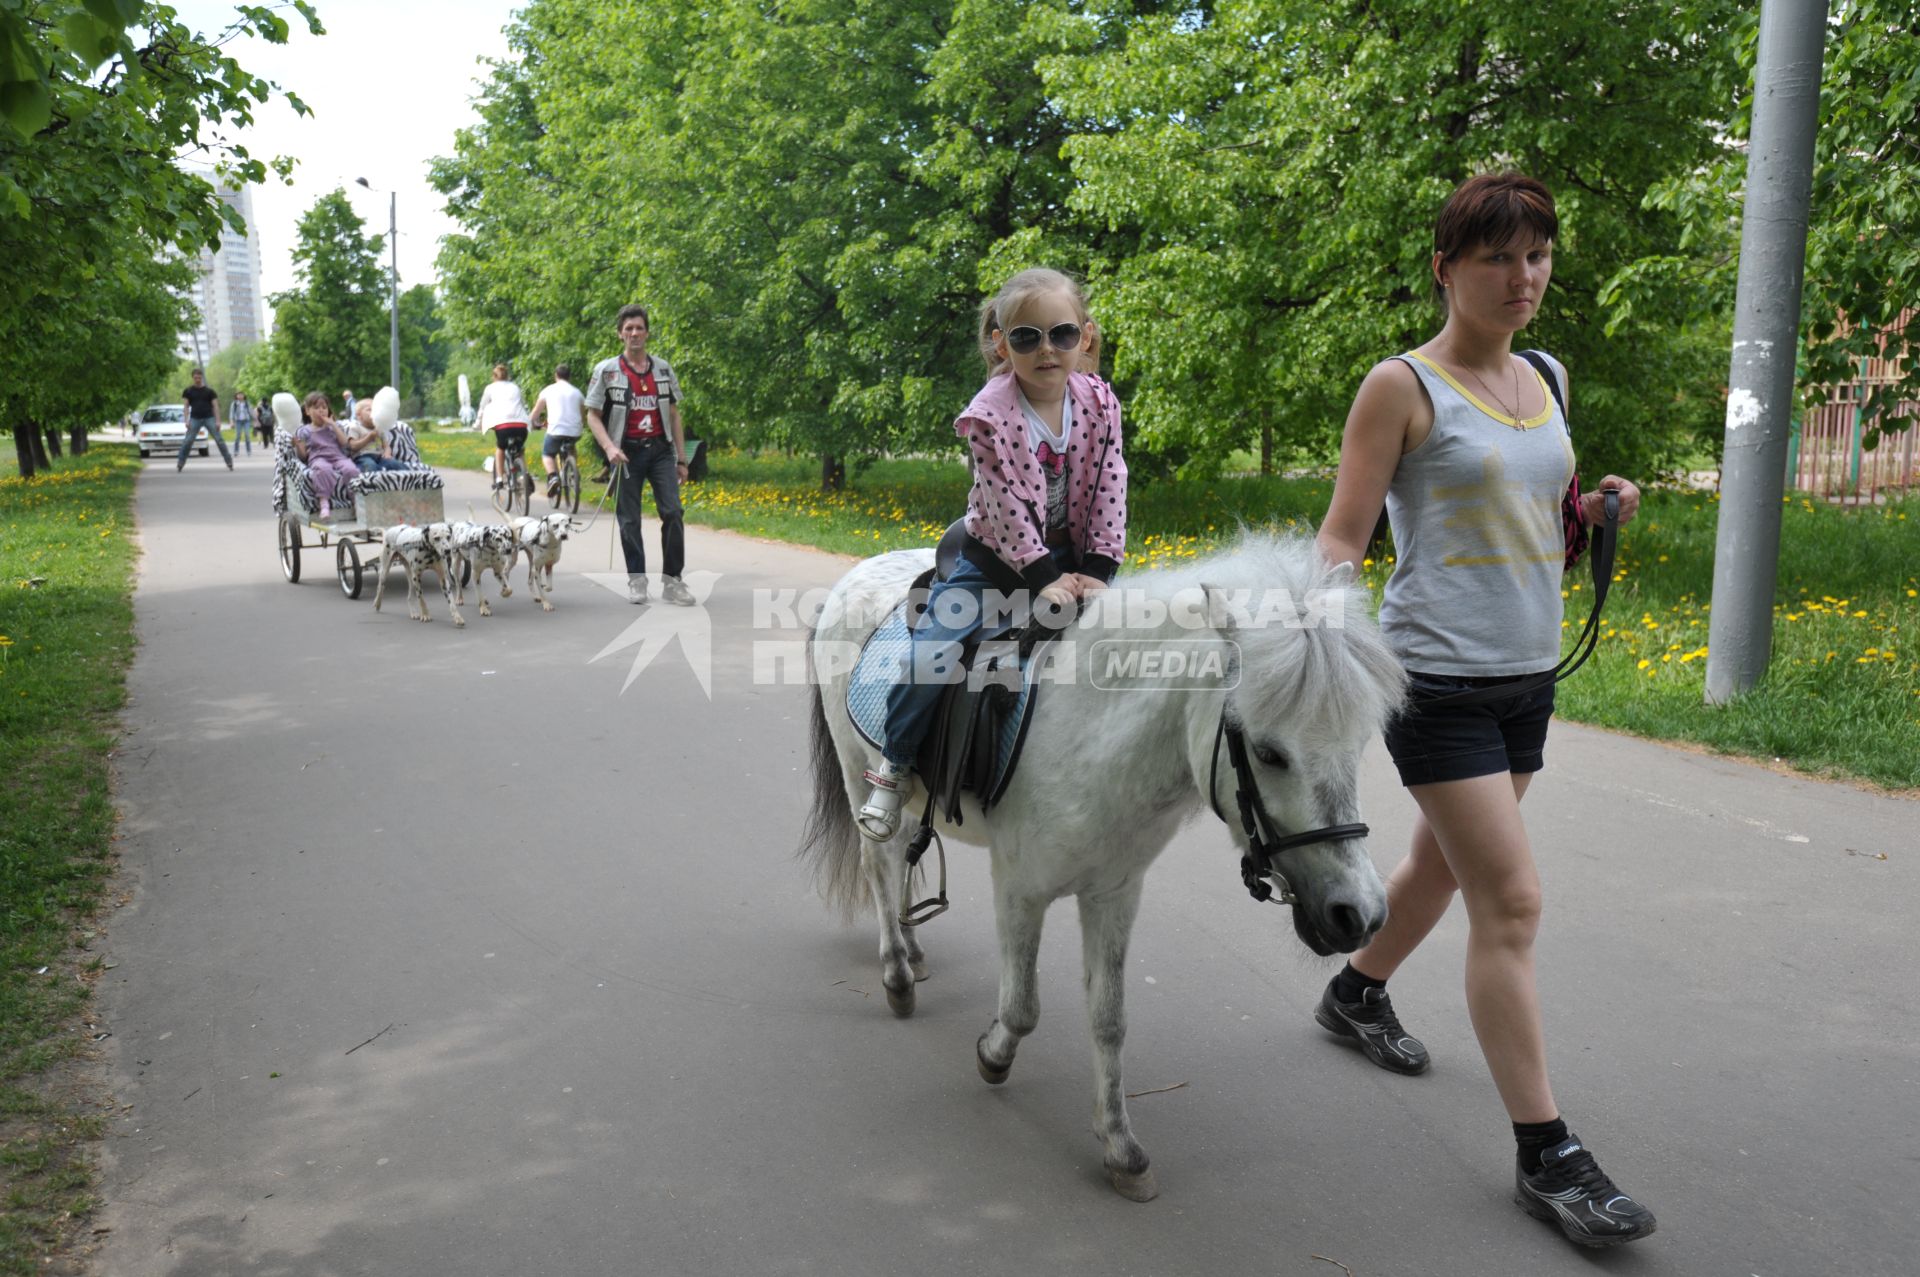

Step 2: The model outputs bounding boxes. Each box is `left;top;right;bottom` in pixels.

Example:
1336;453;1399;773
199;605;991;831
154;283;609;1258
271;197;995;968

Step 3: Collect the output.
169;0;520;302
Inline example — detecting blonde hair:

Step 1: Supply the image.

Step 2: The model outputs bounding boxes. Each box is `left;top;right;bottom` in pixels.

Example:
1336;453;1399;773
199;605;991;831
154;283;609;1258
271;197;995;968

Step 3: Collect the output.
977;268;1094;374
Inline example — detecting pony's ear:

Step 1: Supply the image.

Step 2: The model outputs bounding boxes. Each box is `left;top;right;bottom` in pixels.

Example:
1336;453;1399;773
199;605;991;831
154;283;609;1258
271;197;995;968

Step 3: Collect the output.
1202;582;1237;634
1324;560;1358;589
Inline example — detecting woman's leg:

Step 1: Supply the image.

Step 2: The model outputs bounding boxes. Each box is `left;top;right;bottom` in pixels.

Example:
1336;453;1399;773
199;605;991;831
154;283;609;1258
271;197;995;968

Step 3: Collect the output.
1347;809;1459;982
1407;771;1554;1122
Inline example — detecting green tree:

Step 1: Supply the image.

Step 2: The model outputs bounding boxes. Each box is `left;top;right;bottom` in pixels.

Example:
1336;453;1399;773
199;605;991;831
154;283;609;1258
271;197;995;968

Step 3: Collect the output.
434;0;1135;486
1;0;320;476
266;188;391;401
1608;0;1920;451
1046;0;1739;480
397;284;450;413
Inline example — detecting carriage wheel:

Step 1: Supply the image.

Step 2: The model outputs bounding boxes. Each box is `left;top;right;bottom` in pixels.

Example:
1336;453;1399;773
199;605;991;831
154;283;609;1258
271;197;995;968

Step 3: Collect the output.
278;513;302;583
337;539;363;599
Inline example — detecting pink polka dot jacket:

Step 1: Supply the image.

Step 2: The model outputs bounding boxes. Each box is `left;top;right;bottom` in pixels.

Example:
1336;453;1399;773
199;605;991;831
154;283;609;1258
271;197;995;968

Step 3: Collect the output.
958;370;1128;592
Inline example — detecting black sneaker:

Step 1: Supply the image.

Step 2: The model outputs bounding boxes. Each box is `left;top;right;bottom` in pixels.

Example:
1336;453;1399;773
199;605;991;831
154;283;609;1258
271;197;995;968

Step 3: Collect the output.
1314;980;1430;1075
1515;1135;1657;1247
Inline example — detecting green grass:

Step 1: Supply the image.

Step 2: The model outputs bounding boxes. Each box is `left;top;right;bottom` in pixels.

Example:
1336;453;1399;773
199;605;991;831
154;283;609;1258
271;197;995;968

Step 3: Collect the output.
1550;491;1919;788
0;442;141;1274
421;430;1920;787
415;429;1919;790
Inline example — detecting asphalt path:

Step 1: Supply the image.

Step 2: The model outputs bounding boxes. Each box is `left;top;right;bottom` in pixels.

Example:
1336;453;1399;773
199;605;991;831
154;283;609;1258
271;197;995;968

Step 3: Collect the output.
94;447;1917;1276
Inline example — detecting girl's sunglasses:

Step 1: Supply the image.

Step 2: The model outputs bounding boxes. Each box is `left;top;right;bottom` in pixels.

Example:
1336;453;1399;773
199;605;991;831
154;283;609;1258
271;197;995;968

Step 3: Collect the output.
1005;322;1083;355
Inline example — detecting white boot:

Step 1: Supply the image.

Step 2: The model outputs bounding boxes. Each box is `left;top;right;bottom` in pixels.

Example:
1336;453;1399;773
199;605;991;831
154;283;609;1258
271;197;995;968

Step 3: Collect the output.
857;760;911;841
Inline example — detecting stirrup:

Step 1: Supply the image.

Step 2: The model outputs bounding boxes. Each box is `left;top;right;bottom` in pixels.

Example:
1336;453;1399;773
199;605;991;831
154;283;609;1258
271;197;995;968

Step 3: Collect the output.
857;764;909;841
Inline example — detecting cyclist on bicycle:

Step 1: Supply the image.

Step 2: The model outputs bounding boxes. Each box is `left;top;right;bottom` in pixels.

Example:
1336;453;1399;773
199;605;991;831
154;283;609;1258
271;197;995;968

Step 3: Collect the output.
530;363;586;501
478;362;532;493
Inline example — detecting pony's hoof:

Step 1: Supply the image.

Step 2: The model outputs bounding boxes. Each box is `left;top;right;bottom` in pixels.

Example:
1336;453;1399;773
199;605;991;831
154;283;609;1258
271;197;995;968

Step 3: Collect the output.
885;982;915;1017
976;1043;1011;1086
910;958;929;982
1107;1166;1158;1202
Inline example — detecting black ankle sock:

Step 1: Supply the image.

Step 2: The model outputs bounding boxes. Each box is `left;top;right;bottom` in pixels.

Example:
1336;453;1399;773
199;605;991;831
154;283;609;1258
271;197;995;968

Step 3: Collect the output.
1331;962;1386;1005
1513;1117;1569;1172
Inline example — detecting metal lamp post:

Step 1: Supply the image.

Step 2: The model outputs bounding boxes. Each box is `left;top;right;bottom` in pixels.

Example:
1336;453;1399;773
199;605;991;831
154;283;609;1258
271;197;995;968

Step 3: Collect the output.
355;177;400;392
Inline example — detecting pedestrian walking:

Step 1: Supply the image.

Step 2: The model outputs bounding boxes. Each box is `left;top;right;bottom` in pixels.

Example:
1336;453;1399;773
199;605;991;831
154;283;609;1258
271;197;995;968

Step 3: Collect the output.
1314;172;1651;1249
178;368;234;471
584;305;694;606
229;391;254;457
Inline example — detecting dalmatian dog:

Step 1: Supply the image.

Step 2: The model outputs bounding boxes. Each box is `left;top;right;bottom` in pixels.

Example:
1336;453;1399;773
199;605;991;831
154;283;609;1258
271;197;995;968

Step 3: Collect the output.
449;520;519;623
511;513;571;611
372;522;458;623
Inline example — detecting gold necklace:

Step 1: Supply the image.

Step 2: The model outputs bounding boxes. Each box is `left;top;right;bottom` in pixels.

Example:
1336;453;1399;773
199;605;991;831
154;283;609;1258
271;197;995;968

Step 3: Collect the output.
1459;355;1524;422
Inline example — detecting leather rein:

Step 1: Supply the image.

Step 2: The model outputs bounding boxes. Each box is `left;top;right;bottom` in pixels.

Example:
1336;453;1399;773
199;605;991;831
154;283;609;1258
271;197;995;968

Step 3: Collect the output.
1209;711;1369;907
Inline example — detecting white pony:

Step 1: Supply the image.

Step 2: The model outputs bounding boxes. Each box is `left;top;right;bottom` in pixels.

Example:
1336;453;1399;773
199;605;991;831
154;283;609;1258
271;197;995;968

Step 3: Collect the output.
800;533;1407;1201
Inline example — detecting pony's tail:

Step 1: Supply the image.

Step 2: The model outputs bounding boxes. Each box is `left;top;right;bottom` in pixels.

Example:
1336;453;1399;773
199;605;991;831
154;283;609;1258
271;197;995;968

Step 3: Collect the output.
797;630;869;920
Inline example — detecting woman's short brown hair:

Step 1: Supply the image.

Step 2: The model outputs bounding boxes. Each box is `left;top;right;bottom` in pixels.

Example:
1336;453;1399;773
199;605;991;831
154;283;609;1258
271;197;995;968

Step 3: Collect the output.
1433;173;1558;279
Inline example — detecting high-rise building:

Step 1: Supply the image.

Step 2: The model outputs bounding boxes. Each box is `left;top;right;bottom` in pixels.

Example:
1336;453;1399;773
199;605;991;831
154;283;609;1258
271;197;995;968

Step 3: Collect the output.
176;175;265;363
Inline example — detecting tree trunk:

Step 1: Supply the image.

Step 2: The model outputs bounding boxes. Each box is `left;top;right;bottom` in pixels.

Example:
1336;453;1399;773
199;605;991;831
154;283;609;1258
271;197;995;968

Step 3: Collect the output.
69;425;88;455
28;421;51;470
44;425;63;459
12;422;36;478
820;453;845;493
1260;421;1273;476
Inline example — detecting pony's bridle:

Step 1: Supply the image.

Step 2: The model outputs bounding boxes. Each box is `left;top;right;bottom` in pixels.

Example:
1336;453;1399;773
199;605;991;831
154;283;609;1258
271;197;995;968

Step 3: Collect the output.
1209;709;1369;906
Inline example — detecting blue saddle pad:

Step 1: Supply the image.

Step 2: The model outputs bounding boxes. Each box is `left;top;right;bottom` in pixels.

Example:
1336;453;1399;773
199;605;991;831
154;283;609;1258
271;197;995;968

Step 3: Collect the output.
846;601;1045;808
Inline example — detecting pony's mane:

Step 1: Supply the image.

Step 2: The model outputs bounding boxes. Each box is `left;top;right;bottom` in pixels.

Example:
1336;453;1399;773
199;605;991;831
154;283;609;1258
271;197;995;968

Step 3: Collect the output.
1111;532;1408;741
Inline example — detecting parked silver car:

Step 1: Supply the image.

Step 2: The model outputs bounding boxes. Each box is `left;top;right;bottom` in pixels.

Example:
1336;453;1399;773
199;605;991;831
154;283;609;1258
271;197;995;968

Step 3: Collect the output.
136;404;208;459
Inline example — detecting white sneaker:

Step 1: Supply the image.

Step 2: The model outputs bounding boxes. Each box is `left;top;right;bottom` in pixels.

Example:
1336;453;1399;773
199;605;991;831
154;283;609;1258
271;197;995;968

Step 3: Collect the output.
663;575;695;606
627;574;649;605
857;760;911;841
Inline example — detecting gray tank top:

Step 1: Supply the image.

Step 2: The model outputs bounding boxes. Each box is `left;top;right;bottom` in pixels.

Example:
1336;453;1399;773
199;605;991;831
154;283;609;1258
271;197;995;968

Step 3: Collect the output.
1377;350;1574;676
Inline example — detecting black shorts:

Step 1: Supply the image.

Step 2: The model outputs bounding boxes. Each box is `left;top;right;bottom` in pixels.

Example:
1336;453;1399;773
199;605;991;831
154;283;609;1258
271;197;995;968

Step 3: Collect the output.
1382;671;1556;788
493;426;528;451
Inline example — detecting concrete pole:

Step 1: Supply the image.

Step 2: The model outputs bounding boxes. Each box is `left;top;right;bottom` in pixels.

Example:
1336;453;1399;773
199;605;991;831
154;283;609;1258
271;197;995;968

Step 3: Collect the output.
388;191;401;393
1704;0;1828;705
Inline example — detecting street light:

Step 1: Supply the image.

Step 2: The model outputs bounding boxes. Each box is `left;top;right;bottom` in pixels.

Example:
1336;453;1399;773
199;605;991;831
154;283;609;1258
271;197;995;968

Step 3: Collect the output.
355;177;400;393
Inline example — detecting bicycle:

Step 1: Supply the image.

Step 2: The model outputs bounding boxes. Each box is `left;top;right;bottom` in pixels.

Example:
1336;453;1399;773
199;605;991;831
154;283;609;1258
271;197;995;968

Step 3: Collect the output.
549;437;582;515
493;432;533;517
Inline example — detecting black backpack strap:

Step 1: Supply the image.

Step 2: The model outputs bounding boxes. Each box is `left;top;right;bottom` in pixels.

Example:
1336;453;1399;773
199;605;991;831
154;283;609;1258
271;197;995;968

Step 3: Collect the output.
1518;350;1566;423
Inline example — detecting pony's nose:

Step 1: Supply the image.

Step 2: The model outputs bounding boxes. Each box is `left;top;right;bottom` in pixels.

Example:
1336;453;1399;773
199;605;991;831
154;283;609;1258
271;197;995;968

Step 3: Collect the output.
1322;896;1387;952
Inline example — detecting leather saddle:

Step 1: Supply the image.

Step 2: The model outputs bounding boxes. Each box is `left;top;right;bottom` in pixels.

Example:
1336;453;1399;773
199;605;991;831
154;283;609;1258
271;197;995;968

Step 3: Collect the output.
848;520;1060;822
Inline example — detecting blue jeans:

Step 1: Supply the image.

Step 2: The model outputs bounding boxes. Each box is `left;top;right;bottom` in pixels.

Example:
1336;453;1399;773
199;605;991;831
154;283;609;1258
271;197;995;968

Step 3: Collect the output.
879;546;1077;767
231;420;252;455
177;416;233;469
354;454;411;473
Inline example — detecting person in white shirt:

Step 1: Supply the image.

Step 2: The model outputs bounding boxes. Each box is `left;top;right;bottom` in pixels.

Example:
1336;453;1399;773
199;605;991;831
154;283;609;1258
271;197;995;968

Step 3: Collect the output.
529;364;587;499
477;363;532;493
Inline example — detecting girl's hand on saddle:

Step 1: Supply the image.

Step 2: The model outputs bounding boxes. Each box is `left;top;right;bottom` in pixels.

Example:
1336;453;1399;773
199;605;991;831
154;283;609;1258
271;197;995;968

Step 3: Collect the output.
1039;579;1080;610
1580;476;1640;526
